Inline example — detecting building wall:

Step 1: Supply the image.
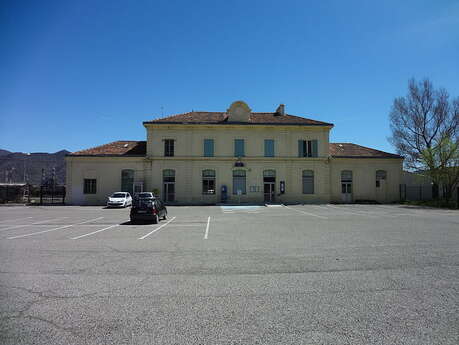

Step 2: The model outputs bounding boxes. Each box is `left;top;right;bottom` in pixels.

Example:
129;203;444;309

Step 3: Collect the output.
66;156;403;205
65;157;146;205
146;125;330;158
329;158;403;203
149;158;331;204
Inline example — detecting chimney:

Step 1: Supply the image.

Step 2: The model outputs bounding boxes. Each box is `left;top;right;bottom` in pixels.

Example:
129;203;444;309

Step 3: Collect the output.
275;104;285;116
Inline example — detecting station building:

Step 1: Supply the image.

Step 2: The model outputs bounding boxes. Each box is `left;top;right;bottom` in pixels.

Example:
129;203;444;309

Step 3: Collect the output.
65;101;403;205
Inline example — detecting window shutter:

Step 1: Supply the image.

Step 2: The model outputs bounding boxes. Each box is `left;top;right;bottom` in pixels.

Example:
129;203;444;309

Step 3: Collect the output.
298;140;304;157
204;139;214;157
312;140;318;157
235;139;244;157
265;140;274;157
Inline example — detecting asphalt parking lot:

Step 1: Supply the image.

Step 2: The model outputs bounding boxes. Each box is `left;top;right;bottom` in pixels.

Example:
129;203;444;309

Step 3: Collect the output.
0;204;458;345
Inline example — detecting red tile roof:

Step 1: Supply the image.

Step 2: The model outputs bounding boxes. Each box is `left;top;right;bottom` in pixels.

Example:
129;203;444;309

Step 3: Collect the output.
68;141;402;159
144;112;333;126
329;143;403;159
68;141;146;156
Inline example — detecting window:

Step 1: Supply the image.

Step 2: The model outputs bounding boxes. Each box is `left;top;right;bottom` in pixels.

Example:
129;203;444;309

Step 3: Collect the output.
203;139;214;157
264;139;274;157
298;140;318;157
84;179;97;194
376;170;387;188
164;139;174;157
234;139;245;157
341;170;352;194
302;170;314;194
121;169;134;195
202;169;216;194
232;169;246;194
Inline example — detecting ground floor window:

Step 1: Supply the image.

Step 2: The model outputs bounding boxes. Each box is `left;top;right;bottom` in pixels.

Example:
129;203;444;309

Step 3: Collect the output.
83;179;97;194
232;170;246;195
341;170;352;194
302;170;314;194
121;169;134;195
376;170;387;188
163;169;175;202
202;169;216;194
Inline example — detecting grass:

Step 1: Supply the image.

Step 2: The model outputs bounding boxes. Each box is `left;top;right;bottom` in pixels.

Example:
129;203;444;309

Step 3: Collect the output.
402;199;459;209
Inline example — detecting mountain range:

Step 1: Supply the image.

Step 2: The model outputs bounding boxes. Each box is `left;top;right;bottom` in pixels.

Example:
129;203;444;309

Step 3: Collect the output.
0;149;70;185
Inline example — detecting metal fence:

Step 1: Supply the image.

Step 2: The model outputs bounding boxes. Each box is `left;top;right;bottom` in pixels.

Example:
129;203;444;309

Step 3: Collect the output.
400;184;434;201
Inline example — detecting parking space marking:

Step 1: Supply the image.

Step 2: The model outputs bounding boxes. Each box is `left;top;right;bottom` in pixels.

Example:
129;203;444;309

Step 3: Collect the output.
284;206;328;219
0;216;33;224
71;220;128;240
138;217;176;240
325;205;377;217
0;217;68;232
7;217;105;240
204;216;210;239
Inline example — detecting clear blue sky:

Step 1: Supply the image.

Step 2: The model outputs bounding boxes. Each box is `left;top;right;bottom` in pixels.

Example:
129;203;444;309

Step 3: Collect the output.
1;0;458;154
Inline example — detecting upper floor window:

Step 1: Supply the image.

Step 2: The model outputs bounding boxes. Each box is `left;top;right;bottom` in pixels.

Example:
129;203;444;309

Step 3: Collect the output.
264;139;274;157
203;139;214;157
376;170;387;187
234;139;245;157
83;179;97;194
298;140;318;157
164;139;174;157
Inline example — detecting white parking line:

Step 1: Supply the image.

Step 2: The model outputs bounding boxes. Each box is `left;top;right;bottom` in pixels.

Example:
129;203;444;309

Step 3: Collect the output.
325;205;377;217
0;217;67;232
204;216;210;239
138;217;176;240
0;216;33;224
284;206;328;219
71;219;127;240
7;217;104;240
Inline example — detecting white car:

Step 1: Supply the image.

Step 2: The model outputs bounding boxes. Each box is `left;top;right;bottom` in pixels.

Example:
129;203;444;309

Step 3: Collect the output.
107;192;132;208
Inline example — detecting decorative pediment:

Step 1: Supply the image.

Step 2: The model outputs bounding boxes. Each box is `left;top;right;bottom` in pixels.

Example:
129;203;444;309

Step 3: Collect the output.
227;101;251;122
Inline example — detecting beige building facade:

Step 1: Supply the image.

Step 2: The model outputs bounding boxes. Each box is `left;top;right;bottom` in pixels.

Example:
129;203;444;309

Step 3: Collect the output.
66;101;403;205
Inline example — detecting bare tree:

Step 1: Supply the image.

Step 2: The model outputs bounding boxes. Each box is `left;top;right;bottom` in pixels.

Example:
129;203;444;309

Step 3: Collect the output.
389;78;459;201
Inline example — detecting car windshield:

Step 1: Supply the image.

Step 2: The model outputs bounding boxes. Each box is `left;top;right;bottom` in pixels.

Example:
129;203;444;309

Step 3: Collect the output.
111;193;126;198
137;193;153;198
134;198;154;208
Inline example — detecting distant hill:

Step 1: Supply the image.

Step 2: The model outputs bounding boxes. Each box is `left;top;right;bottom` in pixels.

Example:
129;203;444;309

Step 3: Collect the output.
0;150;70;185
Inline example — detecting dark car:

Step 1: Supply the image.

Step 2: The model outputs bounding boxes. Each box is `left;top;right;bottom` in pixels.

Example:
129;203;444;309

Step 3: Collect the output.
130;196;167;224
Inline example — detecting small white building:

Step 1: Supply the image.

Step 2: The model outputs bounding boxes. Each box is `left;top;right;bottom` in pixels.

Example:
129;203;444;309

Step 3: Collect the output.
66;101;403;205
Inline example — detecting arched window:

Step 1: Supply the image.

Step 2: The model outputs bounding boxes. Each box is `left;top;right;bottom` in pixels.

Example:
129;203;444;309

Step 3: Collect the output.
376;170;387;187
202;170;216;195
121;169;134;195
341;170;352;182
302;170;314;194
163;169;175;180
232;170;246;195
263;170;276;178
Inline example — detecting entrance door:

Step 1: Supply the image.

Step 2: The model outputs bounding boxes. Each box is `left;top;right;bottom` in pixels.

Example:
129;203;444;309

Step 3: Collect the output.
163;169;175;203
375;170;387;203
263;170;276;203
264;183;275;203
163;183;175;202
341;170;353;203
